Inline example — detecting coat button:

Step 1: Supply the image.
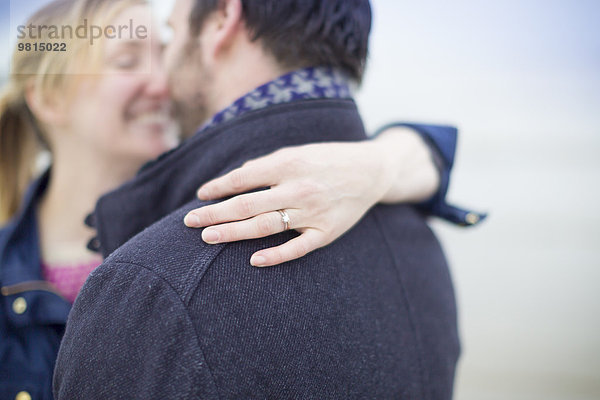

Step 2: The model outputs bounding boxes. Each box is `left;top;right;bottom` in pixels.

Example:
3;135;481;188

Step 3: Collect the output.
12;297;27;315
465;213;480;225
87;237;101;252
15;391;32;400
84;212;97;228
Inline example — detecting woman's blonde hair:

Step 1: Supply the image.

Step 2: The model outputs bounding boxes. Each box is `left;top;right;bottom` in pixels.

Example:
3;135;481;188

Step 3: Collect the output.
0;0;145;224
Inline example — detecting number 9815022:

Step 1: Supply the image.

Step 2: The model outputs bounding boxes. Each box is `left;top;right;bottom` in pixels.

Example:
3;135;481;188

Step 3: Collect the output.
18;42;67;52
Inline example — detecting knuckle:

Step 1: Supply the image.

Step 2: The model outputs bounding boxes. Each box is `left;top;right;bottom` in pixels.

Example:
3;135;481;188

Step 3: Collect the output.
321;227;336;240
275;151;302;172
238;197;255;216
200;186;214;199
271;148;287;160
287;155;305;171
272;248;284;263
229;170;246;191
296;181;321;199
220;225;235;241
241;159;256;170
293;241;309;259
204;207;220;225
257;216;274;236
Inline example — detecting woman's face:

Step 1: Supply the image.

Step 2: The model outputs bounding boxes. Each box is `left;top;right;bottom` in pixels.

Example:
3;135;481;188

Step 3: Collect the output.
66;4;178;165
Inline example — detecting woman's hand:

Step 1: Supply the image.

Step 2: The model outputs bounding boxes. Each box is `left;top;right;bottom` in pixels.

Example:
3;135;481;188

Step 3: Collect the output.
184;127;439;267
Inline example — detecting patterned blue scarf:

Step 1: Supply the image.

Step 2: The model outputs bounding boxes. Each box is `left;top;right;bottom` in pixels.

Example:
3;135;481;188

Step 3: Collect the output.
201;66;352;131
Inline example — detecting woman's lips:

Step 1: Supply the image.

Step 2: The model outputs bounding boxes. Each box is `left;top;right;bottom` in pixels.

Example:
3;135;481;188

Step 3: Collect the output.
130;111;172;125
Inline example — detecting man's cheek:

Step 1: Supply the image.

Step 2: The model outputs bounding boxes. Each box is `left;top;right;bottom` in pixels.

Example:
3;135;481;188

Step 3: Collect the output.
169;69;193;103
163;39;183;75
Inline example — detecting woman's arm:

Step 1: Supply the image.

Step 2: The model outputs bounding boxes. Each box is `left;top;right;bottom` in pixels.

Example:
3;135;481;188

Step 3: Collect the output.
183;126;439;267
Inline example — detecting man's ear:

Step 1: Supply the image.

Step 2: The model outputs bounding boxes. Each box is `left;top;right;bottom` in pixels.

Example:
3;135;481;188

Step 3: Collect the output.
25;83;68;128
206;0;244;59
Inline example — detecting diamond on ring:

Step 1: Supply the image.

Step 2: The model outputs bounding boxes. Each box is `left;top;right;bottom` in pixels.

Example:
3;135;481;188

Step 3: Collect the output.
278;210;290;231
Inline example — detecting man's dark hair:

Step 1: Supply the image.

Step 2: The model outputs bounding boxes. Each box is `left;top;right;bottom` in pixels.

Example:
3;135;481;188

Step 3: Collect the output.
189;0;372;82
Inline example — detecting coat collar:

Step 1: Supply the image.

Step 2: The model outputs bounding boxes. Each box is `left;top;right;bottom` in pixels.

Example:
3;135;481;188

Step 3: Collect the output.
201;66;352;130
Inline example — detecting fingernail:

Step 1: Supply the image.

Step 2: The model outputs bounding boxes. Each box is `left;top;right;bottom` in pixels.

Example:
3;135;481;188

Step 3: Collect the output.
250;255;267;267
184;213;201;227
197;187;209;199
202;229;220;243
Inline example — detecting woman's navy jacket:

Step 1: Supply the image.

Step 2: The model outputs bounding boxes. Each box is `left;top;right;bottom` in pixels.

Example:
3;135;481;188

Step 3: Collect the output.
0;171;70;400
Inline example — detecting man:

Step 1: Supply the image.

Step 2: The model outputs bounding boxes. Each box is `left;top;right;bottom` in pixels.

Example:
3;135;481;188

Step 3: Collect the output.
54;0;460;398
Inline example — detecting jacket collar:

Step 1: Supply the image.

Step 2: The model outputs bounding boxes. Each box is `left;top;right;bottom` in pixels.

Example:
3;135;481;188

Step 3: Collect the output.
201;66;351;130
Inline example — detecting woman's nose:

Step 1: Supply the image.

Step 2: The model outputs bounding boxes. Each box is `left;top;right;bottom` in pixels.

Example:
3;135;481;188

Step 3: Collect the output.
146;60;170;99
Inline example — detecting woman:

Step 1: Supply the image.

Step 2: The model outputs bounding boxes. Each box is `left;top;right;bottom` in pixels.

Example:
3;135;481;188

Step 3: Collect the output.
0;0;445;398
0;1;179;398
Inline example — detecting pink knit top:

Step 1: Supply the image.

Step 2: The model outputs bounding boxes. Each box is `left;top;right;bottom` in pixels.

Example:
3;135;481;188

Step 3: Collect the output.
41;260;101;304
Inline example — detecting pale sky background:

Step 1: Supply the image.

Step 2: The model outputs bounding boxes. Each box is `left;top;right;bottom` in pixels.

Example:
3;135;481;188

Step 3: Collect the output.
1;1;599;399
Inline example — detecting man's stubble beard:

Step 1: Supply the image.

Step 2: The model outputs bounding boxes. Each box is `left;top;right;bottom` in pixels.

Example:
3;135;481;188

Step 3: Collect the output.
170;40;214;138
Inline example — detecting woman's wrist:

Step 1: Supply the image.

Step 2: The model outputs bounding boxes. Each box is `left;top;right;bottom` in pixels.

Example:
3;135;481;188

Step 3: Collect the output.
373;127;440;204
357;138;398;206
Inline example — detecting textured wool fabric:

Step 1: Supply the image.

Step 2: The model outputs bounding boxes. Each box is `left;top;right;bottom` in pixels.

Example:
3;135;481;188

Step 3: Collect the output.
54;99;460;399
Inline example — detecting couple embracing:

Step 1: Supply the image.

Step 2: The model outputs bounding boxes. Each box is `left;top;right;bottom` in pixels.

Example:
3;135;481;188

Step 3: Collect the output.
1;0;481;398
